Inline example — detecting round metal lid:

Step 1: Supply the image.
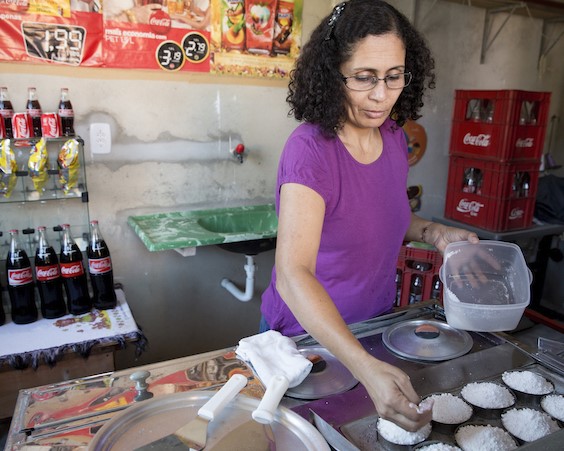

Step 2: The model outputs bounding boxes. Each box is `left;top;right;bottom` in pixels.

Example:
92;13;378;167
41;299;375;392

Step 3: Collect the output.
382;319;473;362
285;346;358;400
88;391;329;450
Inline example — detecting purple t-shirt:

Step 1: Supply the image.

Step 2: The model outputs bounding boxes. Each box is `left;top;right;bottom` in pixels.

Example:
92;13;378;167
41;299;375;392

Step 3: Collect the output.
261;119;411;336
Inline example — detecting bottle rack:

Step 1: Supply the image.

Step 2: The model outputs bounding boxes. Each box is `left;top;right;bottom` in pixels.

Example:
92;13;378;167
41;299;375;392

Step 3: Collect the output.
0;137;90;308
395;244;443;307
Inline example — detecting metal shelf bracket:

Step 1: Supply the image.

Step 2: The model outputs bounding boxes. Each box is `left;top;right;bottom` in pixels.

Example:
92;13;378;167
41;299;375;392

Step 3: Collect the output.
538;17;564;69
481;2;527;63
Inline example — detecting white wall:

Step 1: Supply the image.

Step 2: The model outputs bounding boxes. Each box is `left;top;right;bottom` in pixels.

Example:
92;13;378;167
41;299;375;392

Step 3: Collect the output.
1;0;563;370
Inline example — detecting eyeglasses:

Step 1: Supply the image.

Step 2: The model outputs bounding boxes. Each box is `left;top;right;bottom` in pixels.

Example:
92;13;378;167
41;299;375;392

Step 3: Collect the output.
342;72;412;91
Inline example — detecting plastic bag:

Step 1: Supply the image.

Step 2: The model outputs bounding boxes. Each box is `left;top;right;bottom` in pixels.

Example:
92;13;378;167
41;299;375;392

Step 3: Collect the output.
0;139;17;197
28;138;50;193
58;138;80;195
535;175;564;224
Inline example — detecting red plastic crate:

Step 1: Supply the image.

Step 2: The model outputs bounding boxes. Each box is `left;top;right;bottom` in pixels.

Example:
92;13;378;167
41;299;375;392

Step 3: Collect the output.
446;156;540;200
449;90;550;162
396;245;443;307
444;191;535;232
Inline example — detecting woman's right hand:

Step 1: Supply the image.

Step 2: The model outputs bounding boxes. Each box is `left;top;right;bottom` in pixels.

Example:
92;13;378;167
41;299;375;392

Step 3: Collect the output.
356;356;432;431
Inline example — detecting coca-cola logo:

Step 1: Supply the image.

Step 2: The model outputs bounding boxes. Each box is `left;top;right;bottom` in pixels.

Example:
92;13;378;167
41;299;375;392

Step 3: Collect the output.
8;268;33;286
89;257;112;275
36;265;60;281
456;198;484;216
463;133;491;148
149;10;171;35
41;115;59;138
516;138;534;148
0;0;30;12
509;208;524;220
14;114;29;137
60;262;84;277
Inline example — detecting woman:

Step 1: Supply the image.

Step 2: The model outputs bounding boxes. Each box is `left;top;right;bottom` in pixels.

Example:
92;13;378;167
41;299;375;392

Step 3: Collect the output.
261;0;479;431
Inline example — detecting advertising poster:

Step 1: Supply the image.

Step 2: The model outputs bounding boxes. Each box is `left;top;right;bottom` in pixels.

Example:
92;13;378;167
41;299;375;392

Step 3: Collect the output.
102;0;211;72
0;0;104;67
210;0;302;78
0;0;302;75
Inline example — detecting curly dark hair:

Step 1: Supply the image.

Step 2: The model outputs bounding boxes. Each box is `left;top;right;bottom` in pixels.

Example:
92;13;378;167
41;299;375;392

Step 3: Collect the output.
287;0;435;135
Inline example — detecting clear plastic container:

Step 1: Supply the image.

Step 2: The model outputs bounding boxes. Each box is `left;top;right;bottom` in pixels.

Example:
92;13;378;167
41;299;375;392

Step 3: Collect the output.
439;240;532;331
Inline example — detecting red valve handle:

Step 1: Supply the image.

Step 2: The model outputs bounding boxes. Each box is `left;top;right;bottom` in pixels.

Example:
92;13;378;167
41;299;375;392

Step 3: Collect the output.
234;143;245;154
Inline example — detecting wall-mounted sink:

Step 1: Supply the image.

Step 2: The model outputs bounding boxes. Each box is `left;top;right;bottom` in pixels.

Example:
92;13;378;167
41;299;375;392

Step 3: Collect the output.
196;209;278;235
128;204;277;254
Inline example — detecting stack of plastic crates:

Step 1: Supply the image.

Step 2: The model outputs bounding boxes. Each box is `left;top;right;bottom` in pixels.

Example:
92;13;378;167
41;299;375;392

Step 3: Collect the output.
444;90;550;232
395;244;443;307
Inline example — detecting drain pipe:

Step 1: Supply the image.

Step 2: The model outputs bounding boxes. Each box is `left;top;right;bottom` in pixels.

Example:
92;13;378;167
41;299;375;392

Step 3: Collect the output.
221;255;256;302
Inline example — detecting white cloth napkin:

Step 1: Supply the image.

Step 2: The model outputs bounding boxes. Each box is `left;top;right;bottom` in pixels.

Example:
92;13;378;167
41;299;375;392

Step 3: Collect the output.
236;330;312;388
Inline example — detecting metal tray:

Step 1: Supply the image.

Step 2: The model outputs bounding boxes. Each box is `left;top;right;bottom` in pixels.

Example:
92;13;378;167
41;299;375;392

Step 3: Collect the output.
88;391;329;450
340;363;564;450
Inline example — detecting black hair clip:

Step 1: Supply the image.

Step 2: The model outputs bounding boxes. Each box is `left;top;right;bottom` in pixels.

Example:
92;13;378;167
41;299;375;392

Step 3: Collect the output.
325;2;346;41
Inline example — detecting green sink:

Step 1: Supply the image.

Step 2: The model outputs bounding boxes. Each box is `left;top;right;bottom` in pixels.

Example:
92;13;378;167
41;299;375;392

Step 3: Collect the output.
128;204;277;253
196;209;277;234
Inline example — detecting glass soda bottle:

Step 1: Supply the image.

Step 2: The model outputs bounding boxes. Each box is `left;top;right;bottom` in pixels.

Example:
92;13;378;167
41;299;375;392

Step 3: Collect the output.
462;168;478;194
35;226;66;319
59;224;91;315
408;273;423;305
26;87;43;138
0;86;15;139
58;88;75;136
395;268;402;307
6;230;38;324
87;220;117;310
430;275;442;300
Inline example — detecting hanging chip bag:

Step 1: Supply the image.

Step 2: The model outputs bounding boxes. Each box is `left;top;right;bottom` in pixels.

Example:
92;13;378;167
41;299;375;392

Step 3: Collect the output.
28;138;49;193
58;138;80;194
0;139;17;197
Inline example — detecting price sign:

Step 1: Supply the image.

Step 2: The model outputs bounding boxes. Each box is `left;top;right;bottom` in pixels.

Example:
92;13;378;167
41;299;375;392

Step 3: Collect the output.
22;22;86;66
155;41;185;71
182;32;209;64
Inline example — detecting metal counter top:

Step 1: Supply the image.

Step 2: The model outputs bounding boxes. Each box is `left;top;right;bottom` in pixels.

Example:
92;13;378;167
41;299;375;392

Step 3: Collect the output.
6;302;563;450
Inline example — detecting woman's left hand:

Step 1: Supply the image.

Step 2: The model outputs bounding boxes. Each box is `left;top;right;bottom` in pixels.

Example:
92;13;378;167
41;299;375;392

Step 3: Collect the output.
424;222;479;254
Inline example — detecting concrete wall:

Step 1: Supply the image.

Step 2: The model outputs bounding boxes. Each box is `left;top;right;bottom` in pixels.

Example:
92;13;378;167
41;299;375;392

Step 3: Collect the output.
1;0;563;370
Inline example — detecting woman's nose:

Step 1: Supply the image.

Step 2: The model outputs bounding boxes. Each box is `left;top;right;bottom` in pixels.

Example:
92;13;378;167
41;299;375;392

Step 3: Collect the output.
368;79;387;101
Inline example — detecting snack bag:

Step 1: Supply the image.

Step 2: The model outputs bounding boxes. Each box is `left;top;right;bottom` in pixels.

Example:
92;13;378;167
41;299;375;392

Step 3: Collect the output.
28;138;50;193
0;139;17;197
58;138;80;194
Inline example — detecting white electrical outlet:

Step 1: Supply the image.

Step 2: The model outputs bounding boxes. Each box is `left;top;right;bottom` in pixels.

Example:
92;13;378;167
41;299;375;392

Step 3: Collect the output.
90;123;112;154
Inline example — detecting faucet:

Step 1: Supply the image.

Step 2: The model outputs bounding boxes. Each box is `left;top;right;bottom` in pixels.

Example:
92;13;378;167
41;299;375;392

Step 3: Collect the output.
232;143;246;164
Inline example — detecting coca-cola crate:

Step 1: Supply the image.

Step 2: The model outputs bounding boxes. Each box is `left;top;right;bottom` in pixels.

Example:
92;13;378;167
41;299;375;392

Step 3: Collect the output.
444;190;535;232
449;90;550;162
447;156;540;200
396;245;443;307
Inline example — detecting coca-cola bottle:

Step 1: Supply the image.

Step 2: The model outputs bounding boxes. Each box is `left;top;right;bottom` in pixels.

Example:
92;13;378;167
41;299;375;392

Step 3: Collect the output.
26;87;43;138
0;86;15;139
462;167;478;194
430;275;442;300
87;220;117;310
59;224;91;315
408;273;423;305
6;230;38;324
394;268;402;307
35;226;66;319
58;88;75;136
